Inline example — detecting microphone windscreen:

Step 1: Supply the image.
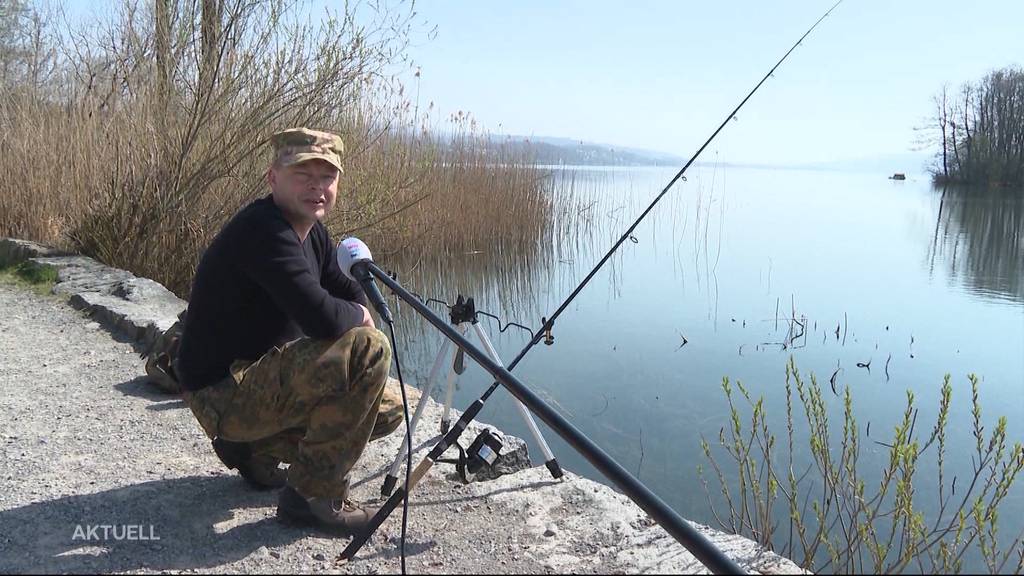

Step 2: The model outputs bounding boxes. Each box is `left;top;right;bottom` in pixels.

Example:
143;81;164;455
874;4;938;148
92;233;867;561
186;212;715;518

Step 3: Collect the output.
337;237;373;280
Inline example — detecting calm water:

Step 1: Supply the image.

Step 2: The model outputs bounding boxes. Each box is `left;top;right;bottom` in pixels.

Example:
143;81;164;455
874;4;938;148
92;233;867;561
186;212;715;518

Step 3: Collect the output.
385;165;1024;570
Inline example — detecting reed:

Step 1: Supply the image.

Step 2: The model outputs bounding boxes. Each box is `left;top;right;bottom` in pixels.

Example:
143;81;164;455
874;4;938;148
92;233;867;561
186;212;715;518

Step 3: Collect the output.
0;0;562;298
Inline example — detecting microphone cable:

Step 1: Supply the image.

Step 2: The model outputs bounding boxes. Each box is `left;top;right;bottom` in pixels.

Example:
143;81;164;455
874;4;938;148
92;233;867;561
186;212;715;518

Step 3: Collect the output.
382;317;413;575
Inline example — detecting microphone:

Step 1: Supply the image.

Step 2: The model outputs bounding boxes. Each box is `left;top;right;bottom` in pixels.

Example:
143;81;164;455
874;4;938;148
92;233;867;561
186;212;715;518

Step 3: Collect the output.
337;237;394;324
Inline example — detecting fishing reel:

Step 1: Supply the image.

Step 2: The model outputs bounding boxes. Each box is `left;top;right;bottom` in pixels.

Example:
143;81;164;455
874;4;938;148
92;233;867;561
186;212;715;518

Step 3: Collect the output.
465;429;503;474
437;428;505;483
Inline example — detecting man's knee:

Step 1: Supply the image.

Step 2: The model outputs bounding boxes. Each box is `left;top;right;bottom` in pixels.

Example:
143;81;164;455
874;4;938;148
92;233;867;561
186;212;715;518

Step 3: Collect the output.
317;327;391;395
345;326;392;368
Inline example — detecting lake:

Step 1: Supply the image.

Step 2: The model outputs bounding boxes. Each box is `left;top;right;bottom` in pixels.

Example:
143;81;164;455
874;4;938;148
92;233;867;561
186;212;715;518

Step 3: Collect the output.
383;164;1024;572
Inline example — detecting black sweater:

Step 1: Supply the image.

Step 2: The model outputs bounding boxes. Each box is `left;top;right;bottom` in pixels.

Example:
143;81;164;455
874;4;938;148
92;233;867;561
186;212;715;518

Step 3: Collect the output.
176;195;368;391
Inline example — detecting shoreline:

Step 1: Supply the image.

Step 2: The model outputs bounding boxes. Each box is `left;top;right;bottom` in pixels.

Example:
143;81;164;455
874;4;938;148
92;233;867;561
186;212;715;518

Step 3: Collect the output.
0;237;803;574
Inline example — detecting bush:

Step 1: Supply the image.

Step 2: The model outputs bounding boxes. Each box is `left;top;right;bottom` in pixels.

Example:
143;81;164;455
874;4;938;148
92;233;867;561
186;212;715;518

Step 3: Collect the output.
700;357;1024;574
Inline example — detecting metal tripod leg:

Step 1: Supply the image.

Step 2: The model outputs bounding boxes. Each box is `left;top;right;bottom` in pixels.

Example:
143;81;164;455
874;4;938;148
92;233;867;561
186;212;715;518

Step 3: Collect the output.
380;334;456;496
438;323;468;432
470;323;563;479
382;319;563;497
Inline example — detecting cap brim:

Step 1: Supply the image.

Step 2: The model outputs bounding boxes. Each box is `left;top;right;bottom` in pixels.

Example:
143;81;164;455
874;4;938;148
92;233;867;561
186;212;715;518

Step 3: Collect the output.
280;153;344;173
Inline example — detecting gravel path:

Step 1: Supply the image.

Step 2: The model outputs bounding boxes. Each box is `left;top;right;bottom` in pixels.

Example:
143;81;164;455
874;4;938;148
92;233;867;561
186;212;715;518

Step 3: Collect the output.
0;279;799;574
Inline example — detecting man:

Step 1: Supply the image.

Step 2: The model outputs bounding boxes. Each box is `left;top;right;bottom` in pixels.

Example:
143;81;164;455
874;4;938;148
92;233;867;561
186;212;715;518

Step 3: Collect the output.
176;127;401;534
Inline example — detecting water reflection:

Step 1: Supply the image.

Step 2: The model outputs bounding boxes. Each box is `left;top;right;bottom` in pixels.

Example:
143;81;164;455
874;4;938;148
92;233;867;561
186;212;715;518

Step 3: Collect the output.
377;167;1024;575
928;185;1024;304
382;167;640;376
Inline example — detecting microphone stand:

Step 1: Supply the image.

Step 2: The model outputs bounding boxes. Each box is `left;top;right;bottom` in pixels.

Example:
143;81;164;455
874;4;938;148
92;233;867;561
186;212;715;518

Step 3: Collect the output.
339;263;745;575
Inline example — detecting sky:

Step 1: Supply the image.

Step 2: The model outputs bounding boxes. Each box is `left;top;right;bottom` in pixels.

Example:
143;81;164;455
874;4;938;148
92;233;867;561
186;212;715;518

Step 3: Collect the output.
60;0;1023;166
394;0;1022;165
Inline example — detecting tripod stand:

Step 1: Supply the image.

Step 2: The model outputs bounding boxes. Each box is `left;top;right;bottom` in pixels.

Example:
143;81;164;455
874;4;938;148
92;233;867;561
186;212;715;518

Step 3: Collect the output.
380;296;563;496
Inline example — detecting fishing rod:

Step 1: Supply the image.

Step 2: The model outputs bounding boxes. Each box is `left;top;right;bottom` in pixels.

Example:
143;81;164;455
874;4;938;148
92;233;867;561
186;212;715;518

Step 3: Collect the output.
344;2;844;572
503;0;844;374
342;263;746;574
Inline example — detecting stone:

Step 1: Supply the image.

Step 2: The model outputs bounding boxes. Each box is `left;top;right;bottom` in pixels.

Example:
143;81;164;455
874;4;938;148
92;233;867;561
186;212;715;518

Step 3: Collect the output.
0;238;70;267
24;254;186;351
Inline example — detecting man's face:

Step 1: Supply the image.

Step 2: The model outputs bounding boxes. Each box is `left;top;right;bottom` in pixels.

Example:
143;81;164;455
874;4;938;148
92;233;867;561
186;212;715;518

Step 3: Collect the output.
268;159;340;227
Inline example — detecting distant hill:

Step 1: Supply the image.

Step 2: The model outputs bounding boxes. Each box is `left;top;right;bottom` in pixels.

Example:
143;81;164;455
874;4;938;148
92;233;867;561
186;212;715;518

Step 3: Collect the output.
681;152;937;176
464;132;932;174
491;135;686;167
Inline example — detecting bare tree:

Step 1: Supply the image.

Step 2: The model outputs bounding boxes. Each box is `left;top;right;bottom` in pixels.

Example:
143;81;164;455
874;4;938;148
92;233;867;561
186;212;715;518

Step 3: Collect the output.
0;0;56;91
154;0;171;108
929;66;1024;187
936;85;950;180
198;0;220;96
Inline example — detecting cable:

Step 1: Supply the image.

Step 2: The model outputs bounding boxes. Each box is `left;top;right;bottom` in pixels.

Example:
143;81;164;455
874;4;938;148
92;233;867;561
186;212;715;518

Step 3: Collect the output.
404;290;538;338
384;319;412;575
380;289;530;573
476;310;535;336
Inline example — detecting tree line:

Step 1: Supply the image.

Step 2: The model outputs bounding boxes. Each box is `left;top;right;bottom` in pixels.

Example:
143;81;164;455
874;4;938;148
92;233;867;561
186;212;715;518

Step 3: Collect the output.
931;66;1024;187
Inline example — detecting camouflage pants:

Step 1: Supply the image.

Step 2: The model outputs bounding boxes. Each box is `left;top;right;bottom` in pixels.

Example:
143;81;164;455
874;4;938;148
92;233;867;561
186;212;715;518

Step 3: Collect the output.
186;327;400;498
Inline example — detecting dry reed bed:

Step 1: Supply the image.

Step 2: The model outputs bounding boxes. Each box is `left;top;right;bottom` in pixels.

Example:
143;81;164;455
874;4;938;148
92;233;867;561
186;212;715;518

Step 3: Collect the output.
0;0;574;298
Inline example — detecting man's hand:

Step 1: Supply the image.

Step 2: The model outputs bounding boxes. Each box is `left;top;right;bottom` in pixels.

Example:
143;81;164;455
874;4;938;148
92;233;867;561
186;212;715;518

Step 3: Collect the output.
357;304;376;329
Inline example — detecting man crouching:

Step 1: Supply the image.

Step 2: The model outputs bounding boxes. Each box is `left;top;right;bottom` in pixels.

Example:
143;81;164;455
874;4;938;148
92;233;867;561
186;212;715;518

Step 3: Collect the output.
175;127;401;534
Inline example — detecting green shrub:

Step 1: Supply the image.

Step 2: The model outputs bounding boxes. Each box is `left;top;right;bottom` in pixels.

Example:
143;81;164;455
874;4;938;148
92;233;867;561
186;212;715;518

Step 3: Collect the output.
700;357;1024;574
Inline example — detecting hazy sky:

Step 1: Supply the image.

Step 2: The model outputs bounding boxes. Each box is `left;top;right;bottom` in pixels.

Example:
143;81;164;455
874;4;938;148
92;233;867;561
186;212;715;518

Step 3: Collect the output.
60;1;1022;165
398;0;1021;165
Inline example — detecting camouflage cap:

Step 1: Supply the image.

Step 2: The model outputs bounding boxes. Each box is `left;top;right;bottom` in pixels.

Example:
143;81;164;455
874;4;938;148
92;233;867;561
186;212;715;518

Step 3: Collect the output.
270;127;345;173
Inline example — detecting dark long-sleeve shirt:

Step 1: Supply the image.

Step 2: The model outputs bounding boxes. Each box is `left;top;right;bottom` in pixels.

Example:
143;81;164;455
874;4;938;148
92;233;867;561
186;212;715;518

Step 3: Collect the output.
176;195;368;391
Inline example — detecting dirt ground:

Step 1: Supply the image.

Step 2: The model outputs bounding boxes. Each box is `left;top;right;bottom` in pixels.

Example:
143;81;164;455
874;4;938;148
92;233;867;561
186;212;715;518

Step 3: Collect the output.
0;279;800;574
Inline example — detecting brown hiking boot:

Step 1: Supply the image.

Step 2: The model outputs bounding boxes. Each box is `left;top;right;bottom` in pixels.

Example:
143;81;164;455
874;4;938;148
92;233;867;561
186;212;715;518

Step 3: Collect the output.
212;437;287;490
276;484;379;535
